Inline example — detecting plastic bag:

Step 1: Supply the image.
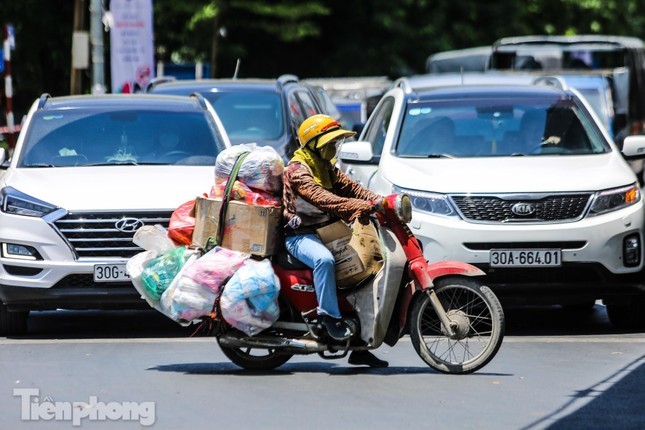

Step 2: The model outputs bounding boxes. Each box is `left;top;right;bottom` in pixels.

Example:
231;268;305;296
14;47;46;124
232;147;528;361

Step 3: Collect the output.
209;180;282;207
182;246;249;293
140;246;188;301
214;144;284;194
168;199;196;246
160;247;249;322
220;259;280;336
160;277;218;322
127;250;160;307
133;225;176;254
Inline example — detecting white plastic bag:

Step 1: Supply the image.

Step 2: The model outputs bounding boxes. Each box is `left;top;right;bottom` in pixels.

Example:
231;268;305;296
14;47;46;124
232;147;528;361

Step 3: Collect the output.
220;259;280;336
214;143;284;194
133;225;176;254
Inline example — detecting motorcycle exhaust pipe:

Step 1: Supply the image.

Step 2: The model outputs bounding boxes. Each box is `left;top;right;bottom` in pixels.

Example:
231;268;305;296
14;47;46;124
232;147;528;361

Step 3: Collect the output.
218;333;328;353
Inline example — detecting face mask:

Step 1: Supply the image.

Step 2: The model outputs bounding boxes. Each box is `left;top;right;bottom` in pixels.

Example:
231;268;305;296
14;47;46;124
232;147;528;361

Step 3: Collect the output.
319;143;337;161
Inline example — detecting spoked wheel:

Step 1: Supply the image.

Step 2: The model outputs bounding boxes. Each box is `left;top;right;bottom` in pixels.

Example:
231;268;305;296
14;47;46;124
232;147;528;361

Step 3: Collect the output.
410;276;505;374
217;338;293;371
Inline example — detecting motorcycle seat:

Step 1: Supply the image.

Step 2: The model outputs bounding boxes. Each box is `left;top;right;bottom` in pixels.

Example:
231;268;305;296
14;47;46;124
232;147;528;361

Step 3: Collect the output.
272;250;311;271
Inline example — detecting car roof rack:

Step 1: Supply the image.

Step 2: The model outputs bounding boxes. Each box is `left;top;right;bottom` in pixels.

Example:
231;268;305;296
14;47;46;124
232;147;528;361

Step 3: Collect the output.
277;74;299;90
190;92;209;110
37;93;51;110
144;76;177;93
533;75;570;91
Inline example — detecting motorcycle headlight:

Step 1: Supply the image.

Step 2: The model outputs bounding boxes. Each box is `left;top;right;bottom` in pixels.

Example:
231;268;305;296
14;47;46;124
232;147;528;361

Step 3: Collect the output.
0;187;59;217
392;185;459;218
588;183;640;216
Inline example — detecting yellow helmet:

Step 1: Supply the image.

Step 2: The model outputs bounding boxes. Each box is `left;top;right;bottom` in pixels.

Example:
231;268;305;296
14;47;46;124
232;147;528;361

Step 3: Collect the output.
297;114;356;149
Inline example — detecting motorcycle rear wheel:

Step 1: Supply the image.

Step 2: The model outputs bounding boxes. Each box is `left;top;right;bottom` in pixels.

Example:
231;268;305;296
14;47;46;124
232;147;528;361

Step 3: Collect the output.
410;276;504;374
218;338;294;370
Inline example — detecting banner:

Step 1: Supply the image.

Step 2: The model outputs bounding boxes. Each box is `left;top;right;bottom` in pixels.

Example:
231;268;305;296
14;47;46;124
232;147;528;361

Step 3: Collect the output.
109;0;154;93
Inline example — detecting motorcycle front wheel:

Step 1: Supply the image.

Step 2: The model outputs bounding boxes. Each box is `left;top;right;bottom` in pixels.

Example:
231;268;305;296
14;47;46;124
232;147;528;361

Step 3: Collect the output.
410;276;504;374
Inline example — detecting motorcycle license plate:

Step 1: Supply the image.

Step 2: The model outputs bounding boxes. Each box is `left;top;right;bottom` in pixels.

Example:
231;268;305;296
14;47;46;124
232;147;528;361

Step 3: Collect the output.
490;249;561;267
93;264;131;282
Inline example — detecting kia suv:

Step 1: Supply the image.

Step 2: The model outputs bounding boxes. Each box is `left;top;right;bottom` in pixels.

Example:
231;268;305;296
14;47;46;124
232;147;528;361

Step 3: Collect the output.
0;93;231;334
338;75;645;328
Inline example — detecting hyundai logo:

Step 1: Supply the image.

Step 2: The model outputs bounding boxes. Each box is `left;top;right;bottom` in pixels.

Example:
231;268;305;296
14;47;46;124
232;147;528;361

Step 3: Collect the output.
511;203;536;216
115;218;145;233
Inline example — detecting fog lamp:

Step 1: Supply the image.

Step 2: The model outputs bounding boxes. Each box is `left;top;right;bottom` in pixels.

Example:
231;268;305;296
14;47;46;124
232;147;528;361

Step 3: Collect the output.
1;243;39;261
623;234;641;267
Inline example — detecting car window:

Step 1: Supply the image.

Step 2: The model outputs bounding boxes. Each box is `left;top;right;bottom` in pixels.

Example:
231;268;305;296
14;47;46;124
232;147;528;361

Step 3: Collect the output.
396;96;609;158
18;109;227;167
363;96;395;156
200;92;284;144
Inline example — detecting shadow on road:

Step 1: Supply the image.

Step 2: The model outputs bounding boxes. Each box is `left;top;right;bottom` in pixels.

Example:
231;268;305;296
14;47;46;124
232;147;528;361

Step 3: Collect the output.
6;302;642;340
521;355;645;430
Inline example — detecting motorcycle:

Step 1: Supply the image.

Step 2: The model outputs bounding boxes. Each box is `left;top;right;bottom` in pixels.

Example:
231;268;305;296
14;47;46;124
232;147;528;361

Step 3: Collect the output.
215;193;505;374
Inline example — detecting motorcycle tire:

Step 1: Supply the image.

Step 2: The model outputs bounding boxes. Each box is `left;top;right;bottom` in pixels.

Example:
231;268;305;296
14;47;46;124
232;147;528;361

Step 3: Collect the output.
409;276;505;374
217;338;294;370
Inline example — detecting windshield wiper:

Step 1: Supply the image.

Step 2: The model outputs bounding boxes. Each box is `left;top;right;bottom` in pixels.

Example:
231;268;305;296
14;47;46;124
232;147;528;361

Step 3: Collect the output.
399;153;455;159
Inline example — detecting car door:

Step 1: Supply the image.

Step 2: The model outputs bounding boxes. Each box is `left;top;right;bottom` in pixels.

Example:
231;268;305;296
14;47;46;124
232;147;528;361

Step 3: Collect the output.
342;96;396;187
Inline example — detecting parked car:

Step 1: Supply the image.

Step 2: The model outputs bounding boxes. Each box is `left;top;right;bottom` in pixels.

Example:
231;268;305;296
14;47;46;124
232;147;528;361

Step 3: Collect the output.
147;74;336;161
425;46;492;74
0;93;231;334
338;76;645;328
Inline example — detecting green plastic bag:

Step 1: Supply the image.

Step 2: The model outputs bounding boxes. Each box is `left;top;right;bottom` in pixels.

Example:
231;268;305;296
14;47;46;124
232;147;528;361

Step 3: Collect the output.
141;246;187;301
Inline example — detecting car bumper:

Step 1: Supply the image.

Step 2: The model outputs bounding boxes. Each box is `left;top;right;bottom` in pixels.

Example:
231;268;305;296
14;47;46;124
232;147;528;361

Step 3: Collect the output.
0;213;144;311
408;203;645;297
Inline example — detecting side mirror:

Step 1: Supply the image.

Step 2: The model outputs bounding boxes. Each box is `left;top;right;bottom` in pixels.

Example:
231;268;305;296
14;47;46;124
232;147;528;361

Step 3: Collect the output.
621;135;645;159
338;141;375;163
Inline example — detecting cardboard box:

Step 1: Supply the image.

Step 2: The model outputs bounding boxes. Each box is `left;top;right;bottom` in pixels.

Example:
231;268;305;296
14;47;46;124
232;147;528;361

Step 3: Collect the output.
316;221;365;281
192;196;282;257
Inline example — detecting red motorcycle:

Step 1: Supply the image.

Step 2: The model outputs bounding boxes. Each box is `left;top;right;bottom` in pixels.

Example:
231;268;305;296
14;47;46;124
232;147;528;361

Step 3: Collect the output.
216;194;505;374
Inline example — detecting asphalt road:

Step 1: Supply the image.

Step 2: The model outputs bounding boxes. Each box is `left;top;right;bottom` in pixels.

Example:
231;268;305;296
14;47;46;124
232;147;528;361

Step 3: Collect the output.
0;303;643;430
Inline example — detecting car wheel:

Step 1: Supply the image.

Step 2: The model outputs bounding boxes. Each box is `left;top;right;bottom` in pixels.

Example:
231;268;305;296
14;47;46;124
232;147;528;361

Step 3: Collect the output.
606;297;645;329
0;303;29;336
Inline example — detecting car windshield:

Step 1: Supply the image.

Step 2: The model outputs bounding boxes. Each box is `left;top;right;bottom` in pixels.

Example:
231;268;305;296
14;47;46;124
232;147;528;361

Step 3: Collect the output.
199;92;284;144
396;96;610;158
17;108;227;167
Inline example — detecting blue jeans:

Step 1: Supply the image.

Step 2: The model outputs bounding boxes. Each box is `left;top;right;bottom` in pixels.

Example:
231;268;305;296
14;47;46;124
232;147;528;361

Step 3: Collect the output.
284;233;340;318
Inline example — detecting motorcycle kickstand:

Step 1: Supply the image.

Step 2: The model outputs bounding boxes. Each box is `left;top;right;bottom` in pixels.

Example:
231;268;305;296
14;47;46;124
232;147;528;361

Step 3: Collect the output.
318;340;352;360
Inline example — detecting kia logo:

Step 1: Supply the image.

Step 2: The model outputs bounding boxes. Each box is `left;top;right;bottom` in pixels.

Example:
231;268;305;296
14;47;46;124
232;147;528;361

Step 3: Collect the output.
511;203;536;216
115;217;145;233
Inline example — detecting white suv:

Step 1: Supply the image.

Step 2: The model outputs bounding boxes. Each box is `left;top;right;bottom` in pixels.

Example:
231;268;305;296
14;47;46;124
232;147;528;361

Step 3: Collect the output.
0;93;231;334
339;75;645;328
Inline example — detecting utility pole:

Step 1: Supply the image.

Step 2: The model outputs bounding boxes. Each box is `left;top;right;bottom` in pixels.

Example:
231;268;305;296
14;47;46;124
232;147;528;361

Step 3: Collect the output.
70;0;87;95
3;24;14;150
90;0;106;94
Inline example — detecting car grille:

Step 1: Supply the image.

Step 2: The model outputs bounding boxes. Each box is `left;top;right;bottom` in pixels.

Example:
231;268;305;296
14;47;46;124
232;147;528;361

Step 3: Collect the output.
53;211;173;258
450;193;593;223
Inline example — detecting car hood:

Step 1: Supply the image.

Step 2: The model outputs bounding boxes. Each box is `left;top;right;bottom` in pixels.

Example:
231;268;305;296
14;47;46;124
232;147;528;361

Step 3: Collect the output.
381;153;637;193
2;166;214;211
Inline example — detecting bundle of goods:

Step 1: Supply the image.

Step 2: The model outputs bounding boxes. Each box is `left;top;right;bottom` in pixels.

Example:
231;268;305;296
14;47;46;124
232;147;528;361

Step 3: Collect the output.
192;144;284;256
160;247;249;322
220;259;280;336
214;143;284;194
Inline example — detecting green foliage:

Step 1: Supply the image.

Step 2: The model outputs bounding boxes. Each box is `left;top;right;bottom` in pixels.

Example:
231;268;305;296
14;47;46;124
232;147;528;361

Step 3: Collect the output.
4;0;645;119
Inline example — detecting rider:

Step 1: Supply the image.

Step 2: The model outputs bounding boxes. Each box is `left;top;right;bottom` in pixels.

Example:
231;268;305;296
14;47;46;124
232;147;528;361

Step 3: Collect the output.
282;114;388;368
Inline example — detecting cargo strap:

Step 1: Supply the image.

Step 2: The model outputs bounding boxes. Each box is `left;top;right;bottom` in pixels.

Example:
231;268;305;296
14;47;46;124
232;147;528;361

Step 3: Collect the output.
204;151;251;252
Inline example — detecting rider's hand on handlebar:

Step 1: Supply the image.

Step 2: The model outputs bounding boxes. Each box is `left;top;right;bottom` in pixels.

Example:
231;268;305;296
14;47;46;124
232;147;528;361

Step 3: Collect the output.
372;196;389;214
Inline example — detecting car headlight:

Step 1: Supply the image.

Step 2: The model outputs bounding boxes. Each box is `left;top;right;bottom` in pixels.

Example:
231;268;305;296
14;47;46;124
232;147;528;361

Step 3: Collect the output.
392;185;459;218
588;183;640;216
0;187;59;217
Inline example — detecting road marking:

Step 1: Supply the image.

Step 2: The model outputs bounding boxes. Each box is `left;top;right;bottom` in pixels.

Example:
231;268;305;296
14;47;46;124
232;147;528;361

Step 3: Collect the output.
0;335;644;345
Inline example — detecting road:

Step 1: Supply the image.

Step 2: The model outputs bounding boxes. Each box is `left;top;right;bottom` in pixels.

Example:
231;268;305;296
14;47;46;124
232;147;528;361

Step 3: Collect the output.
0;303;643;430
